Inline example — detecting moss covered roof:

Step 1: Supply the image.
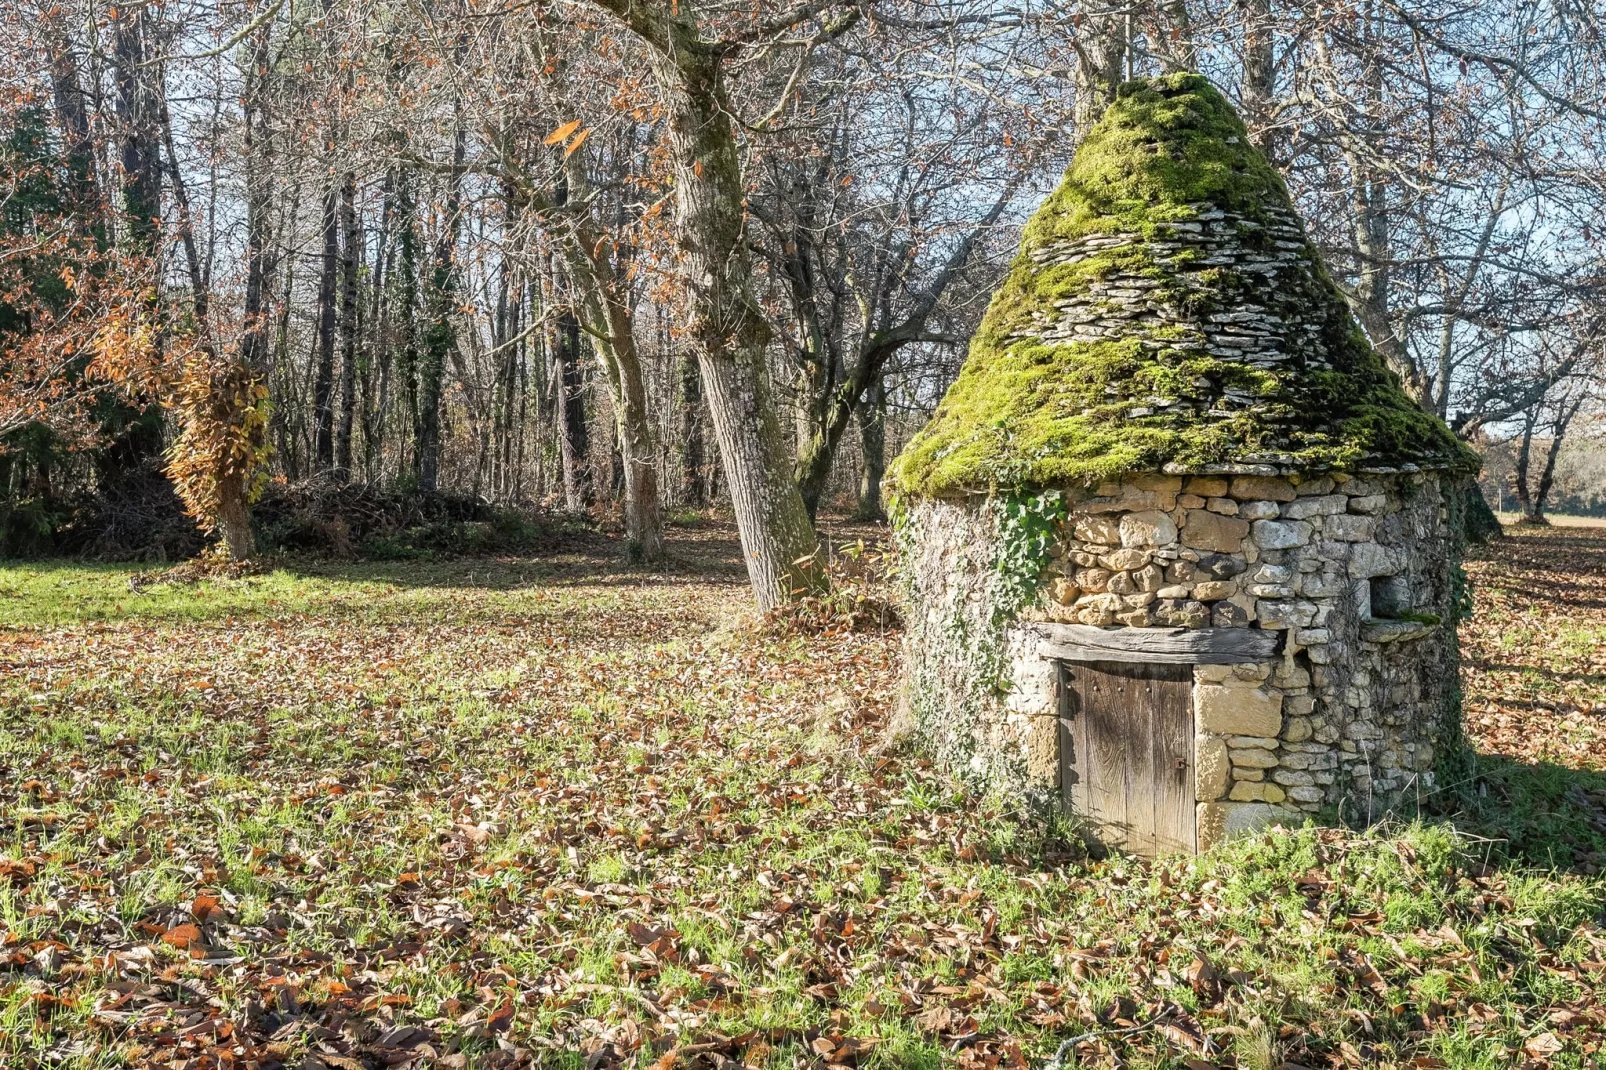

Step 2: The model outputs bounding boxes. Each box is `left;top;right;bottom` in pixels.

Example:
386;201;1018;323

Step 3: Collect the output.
890;73;1479;498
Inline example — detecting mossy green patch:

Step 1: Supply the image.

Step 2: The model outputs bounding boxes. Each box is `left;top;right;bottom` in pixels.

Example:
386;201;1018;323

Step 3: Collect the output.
891;73;1479;498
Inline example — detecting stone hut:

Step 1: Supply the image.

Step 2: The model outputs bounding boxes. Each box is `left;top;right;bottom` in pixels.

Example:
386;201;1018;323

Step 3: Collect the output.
888;74;1480;856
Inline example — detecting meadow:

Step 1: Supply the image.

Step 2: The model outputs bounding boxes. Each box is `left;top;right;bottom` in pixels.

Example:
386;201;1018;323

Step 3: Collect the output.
2;523;1605;1069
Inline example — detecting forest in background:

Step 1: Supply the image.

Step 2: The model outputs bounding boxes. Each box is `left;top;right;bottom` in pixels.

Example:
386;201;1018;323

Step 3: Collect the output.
2;0;1605;599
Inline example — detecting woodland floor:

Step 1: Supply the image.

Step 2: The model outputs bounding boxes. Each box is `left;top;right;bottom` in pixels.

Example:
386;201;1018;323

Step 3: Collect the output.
3;521;1606;1070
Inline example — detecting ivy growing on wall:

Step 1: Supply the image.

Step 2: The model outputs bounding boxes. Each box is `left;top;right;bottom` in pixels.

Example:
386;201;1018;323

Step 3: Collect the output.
992;489;1068;621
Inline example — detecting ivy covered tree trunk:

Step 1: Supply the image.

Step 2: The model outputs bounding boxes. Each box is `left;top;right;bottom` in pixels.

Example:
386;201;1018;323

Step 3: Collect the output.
416;128;464;494
217;470;255;561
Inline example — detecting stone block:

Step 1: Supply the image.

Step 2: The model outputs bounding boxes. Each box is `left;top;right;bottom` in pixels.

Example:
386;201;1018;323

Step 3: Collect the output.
1120;510;1178;548
1134;564;1166;591
1234;766;1264;781
1074;515;1121;545
1186;476;1230;497
1157;584;1191;599
1247;583;1295;598
1272;663;1311;689
1183;510;1250;553
1193;580;1236;601
1077;602;1116;626
1196;681;1283;736
1196;801;1297;851
1348;494;1388;514
1283;716;1313;742
1272;768;1315;786
1207;497;1239;515
1212;600;1251;627
1227;734;1279;749
1230;476;1297;502
1287;786;1326;804
1253;563;1293;583
1200;553;1248;579
1230;748;1280;769
1085;480;1178;514
1049;578;1080;605
1194;663;1234;683
1025;716;1058;785
1132;474;1183;495
1178;493;1206;509
1154;599;1209;627
1295;476;1335;496
1252;519;1313;549
1196;736;1229;801
1325;514;1374;542
1074;568;1112;591
1302;572;1348;597
1240;500;1282;520
1283;494;1347;519
1257;599;1318;629
1100;548;1150;571
1229;780;1287;803
1107;571;1135;594
1349;543;1405;578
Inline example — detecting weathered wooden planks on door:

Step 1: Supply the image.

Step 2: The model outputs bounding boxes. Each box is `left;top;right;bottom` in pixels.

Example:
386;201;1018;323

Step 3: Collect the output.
1059;660;1195;856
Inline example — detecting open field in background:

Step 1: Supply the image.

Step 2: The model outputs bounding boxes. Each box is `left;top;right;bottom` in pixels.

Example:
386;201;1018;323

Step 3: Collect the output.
2;523;1606;1069
1493;515;1606;529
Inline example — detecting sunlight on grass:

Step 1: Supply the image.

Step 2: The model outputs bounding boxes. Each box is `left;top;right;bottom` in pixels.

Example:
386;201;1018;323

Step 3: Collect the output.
2;531;1606;1066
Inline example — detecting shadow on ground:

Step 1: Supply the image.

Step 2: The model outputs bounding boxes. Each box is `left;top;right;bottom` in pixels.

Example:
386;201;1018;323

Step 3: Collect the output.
1423;752;1606;875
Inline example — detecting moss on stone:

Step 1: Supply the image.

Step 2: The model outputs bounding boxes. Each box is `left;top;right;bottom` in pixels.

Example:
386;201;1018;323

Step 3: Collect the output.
891;73;1479;498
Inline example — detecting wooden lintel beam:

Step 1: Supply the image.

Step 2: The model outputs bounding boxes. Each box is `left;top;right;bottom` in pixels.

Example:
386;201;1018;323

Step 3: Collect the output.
1032;622;1280;665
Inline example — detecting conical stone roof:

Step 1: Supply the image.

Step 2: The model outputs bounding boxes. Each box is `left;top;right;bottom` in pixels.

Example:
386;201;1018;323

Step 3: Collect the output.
891;74;1478;498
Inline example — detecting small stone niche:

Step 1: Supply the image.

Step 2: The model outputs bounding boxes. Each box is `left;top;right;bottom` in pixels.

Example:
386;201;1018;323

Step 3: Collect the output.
888;75;1480;856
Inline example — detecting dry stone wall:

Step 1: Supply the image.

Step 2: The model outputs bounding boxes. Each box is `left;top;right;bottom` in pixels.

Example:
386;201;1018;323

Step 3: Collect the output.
901;467;1464;848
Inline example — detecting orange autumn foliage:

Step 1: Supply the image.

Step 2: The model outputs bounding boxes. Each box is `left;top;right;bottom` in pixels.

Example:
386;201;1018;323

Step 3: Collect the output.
90;281;270;552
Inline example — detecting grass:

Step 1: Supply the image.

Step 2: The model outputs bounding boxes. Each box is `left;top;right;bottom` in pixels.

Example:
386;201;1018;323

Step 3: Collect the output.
2;524;1605;1068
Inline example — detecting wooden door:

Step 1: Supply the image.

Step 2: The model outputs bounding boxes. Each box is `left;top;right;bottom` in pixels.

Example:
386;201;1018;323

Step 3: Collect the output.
1059;660;1195;856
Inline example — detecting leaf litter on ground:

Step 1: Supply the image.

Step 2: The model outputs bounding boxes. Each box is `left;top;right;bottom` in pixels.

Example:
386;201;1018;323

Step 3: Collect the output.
2;523;1605;1069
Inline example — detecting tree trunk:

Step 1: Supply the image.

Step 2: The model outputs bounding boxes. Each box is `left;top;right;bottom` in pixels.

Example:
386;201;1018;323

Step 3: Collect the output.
554;307;589;511
313;182;339;472
679;350;706;508
1532;393;1585;522
854;379;886;522
395;171;421;476
1071;8;1129;135
416;129;464;494
1513;406;1538;522
216;471;256;561
631;13;823;607
239;23;274;378
554;155;664;561
40;14;103;240
112;4;161;252
1240;0;1280;160
336;171;360;480
578;277;663;562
